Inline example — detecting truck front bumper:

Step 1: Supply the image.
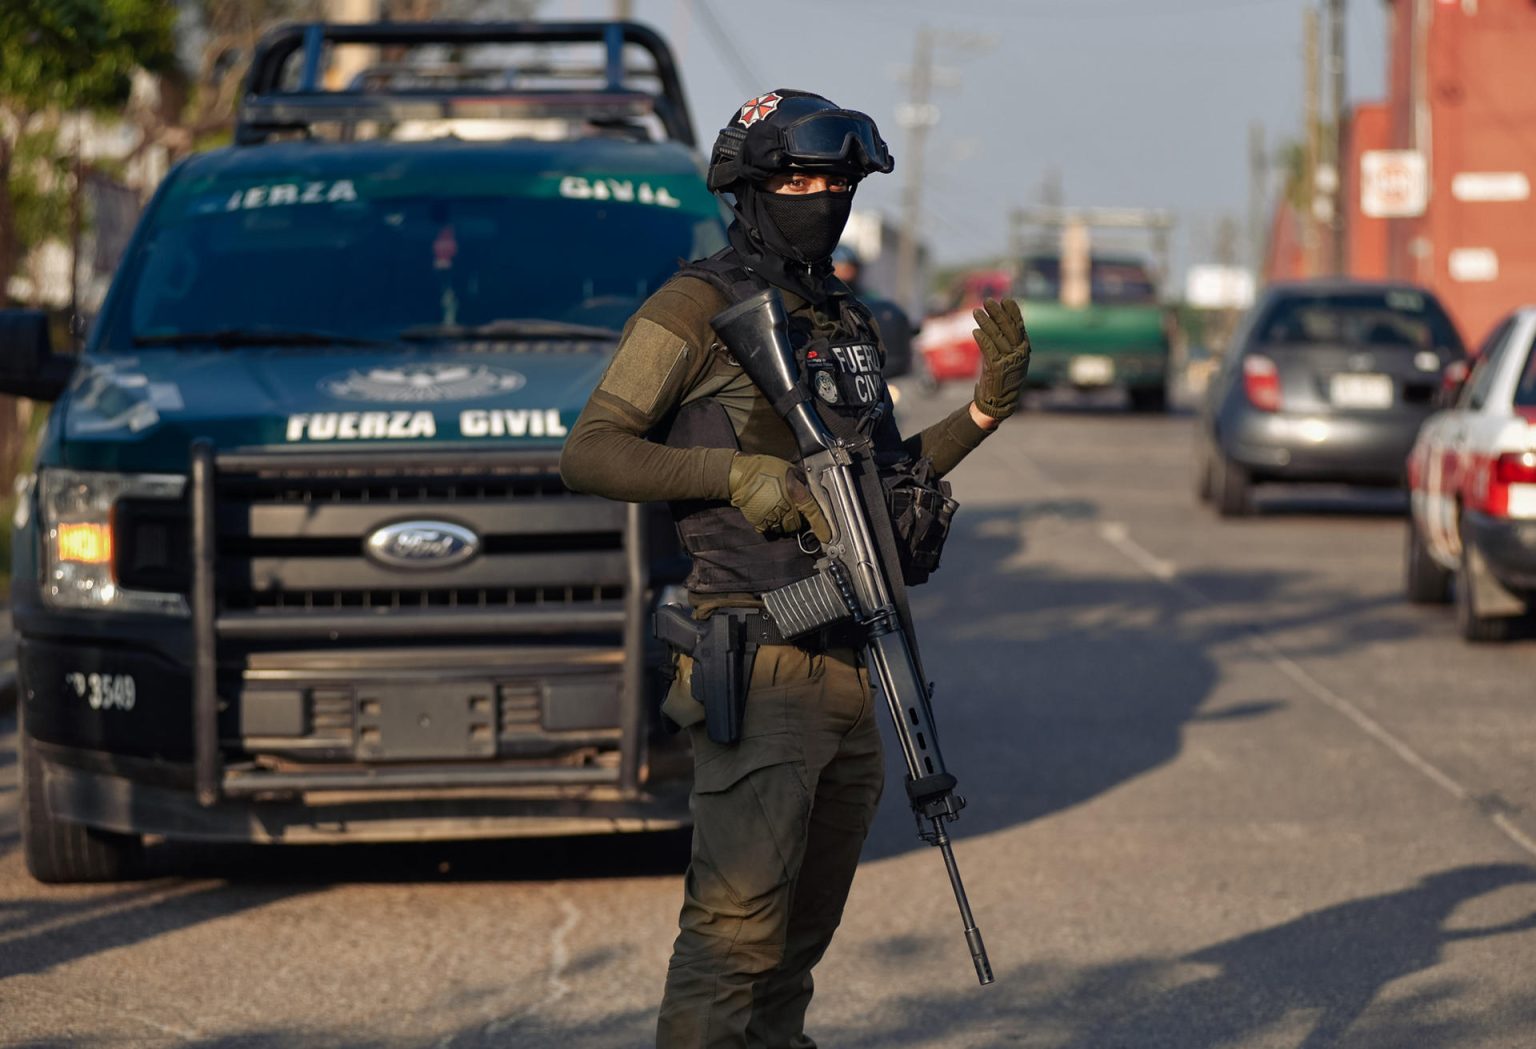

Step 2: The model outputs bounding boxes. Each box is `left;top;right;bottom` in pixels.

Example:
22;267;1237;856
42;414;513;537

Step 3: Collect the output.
32;738;691;843
1027;351;1168;391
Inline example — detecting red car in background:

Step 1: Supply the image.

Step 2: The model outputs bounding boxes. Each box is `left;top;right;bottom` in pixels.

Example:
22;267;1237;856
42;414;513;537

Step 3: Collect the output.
915;270;1009;383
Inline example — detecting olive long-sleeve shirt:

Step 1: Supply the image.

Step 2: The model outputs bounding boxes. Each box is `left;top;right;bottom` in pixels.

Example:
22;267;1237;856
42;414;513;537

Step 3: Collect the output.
560;274;990;504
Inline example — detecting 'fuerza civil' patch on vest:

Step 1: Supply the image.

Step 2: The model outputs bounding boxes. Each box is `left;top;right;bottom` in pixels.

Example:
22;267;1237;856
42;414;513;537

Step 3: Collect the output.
598;318;690;417
807;340;884;408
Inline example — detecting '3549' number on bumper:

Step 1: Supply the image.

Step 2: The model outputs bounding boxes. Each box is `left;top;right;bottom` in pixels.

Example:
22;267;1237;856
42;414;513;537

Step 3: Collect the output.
65;672;137;711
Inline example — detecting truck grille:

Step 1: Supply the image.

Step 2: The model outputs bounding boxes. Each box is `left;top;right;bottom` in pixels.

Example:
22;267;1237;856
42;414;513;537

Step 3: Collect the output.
210;452;631;617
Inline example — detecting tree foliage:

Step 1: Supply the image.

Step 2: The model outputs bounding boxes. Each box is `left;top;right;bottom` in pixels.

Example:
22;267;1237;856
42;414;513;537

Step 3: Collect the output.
0;0;178;308
0;0;178;114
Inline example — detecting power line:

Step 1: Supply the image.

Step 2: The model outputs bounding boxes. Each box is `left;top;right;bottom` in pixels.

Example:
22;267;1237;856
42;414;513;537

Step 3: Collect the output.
689;0;766;97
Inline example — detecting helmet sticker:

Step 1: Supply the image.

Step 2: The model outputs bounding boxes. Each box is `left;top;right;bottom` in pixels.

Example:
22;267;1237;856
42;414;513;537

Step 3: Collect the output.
737;92;782;128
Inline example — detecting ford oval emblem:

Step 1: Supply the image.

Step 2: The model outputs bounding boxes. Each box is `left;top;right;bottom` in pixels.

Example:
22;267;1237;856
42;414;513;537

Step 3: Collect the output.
364;521;480;570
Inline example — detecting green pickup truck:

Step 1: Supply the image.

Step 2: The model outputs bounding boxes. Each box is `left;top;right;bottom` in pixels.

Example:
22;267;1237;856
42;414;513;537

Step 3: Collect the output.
1016;253;1171;412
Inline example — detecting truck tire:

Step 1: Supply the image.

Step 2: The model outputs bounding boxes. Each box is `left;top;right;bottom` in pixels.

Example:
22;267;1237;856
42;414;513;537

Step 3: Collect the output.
1128;386;1167;413
1404;515;1452;605
1212;454;1252;518
1455;531;1517;643
19;711;142;883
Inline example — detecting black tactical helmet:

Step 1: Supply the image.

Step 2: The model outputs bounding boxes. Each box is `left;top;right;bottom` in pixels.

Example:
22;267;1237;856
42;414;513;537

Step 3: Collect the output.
707;89;895;192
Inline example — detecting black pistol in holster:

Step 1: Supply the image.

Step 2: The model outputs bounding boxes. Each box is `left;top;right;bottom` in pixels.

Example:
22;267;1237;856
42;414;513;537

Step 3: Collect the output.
654;604;757;745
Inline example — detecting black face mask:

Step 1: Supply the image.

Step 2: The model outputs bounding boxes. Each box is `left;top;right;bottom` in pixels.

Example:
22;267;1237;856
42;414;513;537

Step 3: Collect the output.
756;190;854;264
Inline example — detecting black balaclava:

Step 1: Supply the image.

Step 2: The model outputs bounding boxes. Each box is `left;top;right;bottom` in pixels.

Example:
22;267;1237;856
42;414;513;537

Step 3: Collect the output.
727;181;855;305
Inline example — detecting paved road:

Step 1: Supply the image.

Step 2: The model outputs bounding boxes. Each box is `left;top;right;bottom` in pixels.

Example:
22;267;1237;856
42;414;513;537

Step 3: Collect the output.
4;388;1536;1047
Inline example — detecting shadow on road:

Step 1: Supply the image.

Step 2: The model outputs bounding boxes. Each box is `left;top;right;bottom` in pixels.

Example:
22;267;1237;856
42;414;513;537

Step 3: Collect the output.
864;499;1438;861
1250;486;1408;519
11;863;1532;1048
0;879;304;983
815;862;1536;1049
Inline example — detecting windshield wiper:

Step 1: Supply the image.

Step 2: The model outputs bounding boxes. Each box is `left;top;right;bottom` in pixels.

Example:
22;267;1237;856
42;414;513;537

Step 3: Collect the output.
132;326;387;348
398;319;620;342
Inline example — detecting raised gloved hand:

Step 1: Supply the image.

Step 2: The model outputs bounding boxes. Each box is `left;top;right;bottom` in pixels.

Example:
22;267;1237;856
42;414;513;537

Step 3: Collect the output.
729;454;831;542
972;297;1031;421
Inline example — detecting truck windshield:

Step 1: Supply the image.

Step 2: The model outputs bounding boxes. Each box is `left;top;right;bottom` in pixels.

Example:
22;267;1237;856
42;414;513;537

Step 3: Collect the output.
1091;260;1158;305
1016;257;1158;305
106;169;726;350
1256;291;1463;353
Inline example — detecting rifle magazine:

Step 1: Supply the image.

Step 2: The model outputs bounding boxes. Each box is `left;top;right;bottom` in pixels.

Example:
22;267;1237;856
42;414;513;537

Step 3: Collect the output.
762;569;852;639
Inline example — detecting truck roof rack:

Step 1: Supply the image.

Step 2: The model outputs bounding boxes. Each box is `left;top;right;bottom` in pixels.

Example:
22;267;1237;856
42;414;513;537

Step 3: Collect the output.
236;21;697;148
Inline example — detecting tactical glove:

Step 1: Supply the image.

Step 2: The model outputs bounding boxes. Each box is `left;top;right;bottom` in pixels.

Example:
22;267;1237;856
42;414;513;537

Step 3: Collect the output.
972;297;1031;421
729;454;832;542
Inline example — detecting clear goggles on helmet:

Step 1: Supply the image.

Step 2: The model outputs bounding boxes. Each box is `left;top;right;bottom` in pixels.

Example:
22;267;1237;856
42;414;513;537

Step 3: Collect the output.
777;109;894;174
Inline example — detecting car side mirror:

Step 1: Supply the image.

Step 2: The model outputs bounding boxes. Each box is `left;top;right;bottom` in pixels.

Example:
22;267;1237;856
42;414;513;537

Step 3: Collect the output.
0;310;75;401
1434;358;1470;409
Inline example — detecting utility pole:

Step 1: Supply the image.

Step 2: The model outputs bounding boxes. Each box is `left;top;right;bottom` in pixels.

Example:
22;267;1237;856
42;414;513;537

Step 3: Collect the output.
614;0;634;19
1327;0;1348;276
1247;121;1267;278
1303;4;1321;277
895;27;935;316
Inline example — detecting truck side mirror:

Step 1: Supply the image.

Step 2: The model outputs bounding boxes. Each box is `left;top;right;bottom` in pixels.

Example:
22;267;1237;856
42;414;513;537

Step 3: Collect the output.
0;310;75;401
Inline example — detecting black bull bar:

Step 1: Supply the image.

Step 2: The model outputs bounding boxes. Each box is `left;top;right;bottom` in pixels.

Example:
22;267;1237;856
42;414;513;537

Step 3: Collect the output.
187;440;652;806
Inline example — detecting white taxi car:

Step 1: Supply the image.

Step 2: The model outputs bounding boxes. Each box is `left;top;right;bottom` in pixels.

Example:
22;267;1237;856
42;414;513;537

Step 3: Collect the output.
1406;307;1536;641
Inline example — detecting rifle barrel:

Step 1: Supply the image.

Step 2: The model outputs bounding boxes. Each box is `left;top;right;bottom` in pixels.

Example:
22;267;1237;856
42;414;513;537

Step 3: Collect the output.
936;824;994;986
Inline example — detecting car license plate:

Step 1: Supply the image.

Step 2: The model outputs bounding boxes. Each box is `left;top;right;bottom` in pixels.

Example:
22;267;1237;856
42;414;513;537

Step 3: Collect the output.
1069;355;1114;386
1330;373;1394;409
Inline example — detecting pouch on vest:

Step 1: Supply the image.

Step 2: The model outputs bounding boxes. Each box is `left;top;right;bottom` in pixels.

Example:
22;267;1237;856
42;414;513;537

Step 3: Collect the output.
882;456;959;586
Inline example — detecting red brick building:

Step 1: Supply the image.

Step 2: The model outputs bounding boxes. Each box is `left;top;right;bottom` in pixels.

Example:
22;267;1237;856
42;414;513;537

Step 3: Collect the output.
1374;0;1536;345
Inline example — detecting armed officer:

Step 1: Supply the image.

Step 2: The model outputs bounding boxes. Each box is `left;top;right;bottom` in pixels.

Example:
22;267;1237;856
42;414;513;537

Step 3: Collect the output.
560;89;1030;1049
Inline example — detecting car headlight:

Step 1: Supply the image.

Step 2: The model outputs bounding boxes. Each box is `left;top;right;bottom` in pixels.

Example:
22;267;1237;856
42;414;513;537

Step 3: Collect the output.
39;468;189;616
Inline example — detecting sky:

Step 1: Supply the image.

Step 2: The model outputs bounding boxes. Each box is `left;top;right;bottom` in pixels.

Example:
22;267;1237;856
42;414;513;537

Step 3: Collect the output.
553;0;1390;276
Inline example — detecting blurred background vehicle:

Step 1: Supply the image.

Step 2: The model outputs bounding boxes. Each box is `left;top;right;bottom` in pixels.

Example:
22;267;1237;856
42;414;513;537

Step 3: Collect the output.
1012;250;1172;412
1196;280;1466;517
913;269;1008;387
1406;307;1536;641
1007;207;1175;412
833;245;915;385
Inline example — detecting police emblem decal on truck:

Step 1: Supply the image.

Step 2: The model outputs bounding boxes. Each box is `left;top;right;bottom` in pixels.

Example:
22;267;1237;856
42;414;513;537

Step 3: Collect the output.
558;176;682;207
223;179;358;211
284;409;568;441
286;411;437;441
320;364;528;402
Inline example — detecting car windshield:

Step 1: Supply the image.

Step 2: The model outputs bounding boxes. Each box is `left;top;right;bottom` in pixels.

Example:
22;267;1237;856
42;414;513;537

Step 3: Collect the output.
1015;257;1158;305
1016;258;1061;302
1091;259;1158;305
105;167;726;350
1255;290;1463;352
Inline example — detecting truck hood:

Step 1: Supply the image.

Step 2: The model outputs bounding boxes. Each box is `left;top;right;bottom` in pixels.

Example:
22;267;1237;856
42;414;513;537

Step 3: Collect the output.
56;345;613;472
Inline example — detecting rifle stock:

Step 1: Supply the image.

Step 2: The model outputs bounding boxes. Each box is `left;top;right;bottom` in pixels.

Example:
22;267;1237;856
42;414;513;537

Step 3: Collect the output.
712;287;994;987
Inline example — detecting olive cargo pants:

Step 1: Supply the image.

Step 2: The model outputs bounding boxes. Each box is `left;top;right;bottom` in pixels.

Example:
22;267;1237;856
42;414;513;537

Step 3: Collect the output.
657;643;884;1049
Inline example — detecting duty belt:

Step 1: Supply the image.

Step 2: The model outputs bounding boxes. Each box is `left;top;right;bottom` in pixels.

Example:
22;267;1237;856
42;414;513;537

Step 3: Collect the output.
708;607;865;650
653;604;866;745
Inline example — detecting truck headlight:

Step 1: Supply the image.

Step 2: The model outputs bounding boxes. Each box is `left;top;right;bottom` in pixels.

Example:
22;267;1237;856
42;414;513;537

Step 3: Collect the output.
39;468;189;616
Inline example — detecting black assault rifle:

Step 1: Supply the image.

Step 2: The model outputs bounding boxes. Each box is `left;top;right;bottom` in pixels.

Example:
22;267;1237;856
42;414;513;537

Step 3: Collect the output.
711;287;994;987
